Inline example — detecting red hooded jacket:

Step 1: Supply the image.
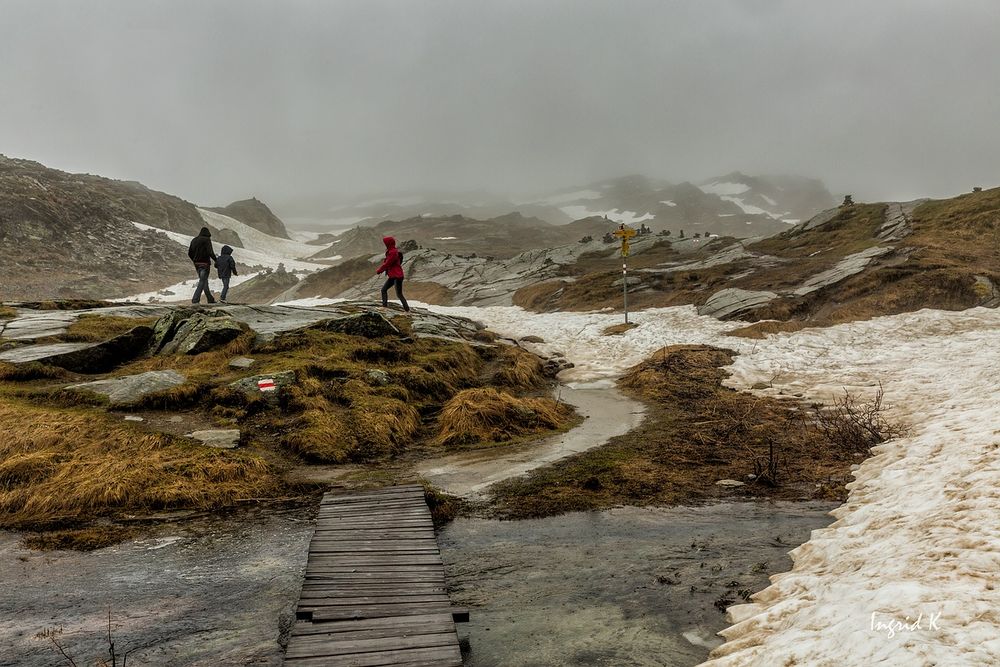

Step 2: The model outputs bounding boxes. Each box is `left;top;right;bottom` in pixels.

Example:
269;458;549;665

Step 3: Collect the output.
376;236;405;279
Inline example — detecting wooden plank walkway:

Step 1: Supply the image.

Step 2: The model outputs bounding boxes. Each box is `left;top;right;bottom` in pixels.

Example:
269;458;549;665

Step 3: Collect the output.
285;484;467;666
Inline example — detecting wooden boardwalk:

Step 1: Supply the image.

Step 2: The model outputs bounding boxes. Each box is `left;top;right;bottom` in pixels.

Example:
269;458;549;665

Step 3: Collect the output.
285;484;467;666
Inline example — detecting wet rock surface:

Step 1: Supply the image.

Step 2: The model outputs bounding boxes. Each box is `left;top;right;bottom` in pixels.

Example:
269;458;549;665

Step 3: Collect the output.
697;288;779;319
228;356;256;369
311;311;400;338
158;313;243;355
0;326;153;373
0;504;314;667
67;370;187;406
187;429;241;448
439;502;836;667
228;371;296;402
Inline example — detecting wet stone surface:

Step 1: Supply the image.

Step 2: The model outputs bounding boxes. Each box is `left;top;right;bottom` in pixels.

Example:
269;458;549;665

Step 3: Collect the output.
0;504;315;667
439;502;836;667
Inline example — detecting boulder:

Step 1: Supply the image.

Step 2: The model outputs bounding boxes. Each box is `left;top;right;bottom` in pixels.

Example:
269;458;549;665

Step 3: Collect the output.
66;370;187;406
315;312;400;338
229;356;256;369
188;429;241;449
159;314;244;355
149;308;197;354
0;326;154;373
229;370;296;402
365;369;390;386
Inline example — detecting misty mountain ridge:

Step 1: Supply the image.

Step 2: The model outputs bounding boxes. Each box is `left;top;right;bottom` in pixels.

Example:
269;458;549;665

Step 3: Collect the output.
273;171;836;239
0;155;328;300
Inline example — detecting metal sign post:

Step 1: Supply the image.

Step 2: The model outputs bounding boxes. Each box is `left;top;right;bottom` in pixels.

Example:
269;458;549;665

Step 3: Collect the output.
612;224;637;324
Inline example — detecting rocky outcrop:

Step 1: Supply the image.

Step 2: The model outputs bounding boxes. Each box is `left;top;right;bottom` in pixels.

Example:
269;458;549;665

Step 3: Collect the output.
228;371;296;404
229;268;299;304
67;370;187;406
0;325;154;372
312;312;400;338
792;246;893;296
0;155;201;300
207;198;289;239
698;288;779;319
158;313;244;355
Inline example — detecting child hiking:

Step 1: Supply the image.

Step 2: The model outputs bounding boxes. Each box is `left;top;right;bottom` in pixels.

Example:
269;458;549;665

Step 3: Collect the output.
375;236;410;312
215;245;238;303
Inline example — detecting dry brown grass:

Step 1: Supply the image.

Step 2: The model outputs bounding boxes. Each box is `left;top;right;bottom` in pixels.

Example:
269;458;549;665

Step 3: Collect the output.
724;320;814;339
57;314;158;343
0;361;71;382
490;345;549;389
490;345;853;518
603;322;639;336
0;399;285;531
0;305;16;319
435;387;573;448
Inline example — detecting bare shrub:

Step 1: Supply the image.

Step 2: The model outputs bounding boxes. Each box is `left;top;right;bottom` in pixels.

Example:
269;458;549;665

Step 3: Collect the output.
815;384;907;455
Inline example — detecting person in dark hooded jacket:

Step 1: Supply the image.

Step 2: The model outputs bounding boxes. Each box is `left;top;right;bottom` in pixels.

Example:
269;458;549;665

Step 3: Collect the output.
215;245;238;303
375;236;409;311
188;227;218;304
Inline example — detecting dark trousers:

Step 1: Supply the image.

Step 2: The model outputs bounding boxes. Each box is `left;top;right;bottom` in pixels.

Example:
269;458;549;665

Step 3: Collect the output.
192;266;215;303
220;276;231;302
380;277;409;311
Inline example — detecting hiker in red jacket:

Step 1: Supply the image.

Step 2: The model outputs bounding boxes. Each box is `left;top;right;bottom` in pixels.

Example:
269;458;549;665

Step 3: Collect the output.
375;236;410;312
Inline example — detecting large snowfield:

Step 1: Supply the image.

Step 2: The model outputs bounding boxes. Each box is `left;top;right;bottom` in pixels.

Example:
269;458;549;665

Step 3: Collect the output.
413;303;1000;665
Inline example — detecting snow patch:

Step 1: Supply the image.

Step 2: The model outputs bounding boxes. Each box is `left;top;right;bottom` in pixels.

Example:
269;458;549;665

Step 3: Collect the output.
559;206;655;224
699;181;750;196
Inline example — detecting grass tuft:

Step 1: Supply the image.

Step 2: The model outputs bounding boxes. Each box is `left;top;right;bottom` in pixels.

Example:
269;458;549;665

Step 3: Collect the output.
435;387;573;448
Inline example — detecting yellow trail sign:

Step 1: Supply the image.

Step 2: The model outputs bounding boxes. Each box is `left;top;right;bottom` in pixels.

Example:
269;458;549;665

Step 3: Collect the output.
613;225;637;239
621;240;630;257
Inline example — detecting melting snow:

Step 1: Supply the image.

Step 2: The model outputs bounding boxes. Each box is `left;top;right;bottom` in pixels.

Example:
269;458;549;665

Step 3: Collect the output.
434;236;458;240
760;194;777;207
659;200;677;207
409;303;1000;666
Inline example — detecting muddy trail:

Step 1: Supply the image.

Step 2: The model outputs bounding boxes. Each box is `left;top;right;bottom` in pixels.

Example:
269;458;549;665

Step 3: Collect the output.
417;386;647;498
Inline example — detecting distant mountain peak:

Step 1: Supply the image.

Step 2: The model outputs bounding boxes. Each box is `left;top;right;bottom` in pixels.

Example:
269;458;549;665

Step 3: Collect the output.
208;198;290;239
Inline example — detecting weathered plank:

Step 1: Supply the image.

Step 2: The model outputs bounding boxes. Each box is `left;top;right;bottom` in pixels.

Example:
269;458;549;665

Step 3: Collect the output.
286;486;466;665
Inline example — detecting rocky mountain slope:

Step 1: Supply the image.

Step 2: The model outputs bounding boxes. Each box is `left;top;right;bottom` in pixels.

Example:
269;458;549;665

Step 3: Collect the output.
0;155;201;300
277;186;1000;327
0;155;331;301
516;187;1000;325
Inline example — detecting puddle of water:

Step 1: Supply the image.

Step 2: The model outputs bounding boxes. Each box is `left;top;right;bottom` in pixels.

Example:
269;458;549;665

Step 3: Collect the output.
418;387;646;498
438;501;836;667
0;504;314;667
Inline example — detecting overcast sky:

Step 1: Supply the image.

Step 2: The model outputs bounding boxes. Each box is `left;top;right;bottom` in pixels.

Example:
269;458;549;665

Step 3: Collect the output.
2;0;998;206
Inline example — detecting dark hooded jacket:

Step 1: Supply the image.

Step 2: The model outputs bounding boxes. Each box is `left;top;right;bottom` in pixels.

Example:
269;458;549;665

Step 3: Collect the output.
375;236;404;279
215;245;238;280
188;227;217;267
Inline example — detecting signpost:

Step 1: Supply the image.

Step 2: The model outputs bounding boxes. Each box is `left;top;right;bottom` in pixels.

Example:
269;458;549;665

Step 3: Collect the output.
612;224;637;324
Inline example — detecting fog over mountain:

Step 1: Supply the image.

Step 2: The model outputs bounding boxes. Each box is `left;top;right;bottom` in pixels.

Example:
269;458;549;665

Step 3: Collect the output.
2;0;998;207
